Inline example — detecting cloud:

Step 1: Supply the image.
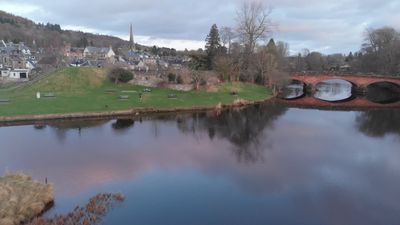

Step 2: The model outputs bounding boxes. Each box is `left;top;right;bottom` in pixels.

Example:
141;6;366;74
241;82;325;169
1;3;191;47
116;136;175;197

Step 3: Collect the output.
0;0;399;53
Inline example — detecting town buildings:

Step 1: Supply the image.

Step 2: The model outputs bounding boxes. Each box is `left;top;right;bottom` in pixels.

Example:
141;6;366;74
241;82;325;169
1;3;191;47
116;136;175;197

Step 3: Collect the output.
0;40;35;80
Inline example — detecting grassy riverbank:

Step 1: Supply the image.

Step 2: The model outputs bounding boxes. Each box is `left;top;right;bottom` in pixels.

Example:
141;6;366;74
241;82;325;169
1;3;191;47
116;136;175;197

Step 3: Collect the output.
0;67;272;117
0;173;54;225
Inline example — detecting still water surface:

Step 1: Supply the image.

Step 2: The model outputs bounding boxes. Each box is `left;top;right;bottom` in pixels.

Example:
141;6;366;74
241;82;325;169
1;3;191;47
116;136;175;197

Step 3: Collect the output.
314;79;353;101
1;105;400;225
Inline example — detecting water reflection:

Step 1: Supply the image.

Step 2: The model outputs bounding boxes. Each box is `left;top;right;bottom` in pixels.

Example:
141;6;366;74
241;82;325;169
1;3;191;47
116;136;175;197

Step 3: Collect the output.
111;119;135;131
45;120;108;142
314;79;353;102
366;82;400;104
174;105;288;163
0;106;399;225
356;109;400;137
280;80;305;99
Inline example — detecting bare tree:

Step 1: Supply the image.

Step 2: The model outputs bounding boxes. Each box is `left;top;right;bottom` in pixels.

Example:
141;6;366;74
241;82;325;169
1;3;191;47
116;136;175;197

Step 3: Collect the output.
214;55;237;81
276;41;289;70
362;27;400;74
301;48;310;57
191;70;204;90
255;45;270;85
236;1;273;54
235;1;274;82
220;26;236;54
305;52;325;71
255;39;285;87
277;41;289;58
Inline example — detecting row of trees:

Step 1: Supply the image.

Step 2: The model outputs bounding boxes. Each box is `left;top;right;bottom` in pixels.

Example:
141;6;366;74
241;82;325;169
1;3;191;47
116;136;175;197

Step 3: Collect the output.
37;22;62;32
354;27;400;75
290;27;400;75
192;1;400;82
191;1;289;87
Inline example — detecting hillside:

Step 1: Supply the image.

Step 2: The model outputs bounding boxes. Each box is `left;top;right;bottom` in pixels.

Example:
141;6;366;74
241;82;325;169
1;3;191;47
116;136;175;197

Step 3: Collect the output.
0;10;130;51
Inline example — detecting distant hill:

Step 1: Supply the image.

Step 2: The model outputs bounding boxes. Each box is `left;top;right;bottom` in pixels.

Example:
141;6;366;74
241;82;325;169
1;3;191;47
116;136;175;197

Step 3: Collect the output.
0;10;135;53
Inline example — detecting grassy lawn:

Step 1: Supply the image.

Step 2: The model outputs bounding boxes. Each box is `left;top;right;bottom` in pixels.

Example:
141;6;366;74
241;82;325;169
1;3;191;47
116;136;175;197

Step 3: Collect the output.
0;67;272;117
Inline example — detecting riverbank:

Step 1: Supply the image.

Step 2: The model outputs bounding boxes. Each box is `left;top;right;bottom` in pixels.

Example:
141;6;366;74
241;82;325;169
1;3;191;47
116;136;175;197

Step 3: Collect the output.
0;174;54;225
0;67;272;122
0;99;270;123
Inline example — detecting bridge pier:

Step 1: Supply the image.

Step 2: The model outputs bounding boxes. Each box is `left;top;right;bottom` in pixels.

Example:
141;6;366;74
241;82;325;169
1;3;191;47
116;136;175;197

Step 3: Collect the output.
353;85;366;95
304;84;316;94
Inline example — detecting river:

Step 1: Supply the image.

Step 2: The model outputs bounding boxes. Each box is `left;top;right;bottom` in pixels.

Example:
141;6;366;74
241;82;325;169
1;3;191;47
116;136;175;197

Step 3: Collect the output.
1;102;400;225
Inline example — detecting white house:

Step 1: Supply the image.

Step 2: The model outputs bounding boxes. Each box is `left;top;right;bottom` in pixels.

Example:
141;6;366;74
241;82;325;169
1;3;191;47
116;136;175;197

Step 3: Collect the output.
135;61;149;72
83;46;115;59
26;60;36;70
9;69;29;79
1;69;10;77
20;46;31;56
105;48;115;58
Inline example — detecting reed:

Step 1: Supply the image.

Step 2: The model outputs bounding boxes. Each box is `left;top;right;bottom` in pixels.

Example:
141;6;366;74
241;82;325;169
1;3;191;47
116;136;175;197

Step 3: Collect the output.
0;173;54;225
27;193;124;225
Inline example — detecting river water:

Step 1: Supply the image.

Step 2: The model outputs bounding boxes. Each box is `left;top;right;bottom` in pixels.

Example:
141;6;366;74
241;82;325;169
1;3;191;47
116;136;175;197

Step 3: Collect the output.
1;103;400;225
314;79;353;101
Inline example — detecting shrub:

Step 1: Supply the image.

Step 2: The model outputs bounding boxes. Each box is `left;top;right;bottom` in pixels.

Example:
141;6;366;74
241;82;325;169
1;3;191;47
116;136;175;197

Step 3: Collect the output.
157;81;169;88
200;78;207;86
168;73;176;82
108;68;134;84
177;75;184;84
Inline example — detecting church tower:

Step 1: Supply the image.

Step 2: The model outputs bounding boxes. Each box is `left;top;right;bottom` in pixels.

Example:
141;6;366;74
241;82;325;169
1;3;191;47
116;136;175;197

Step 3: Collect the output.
129;23;135;51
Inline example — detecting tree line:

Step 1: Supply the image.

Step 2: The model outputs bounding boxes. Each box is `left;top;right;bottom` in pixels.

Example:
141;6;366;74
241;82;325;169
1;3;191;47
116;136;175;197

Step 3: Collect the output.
290;27;400;76
189;1;289;87
190;1;400;85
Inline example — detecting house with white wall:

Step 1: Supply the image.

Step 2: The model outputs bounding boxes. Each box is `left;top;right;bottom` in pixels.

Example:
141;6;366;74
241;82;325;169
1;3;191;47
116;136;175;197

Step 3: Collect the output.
1;69;10;77
9;69;29;79
83;46;115;59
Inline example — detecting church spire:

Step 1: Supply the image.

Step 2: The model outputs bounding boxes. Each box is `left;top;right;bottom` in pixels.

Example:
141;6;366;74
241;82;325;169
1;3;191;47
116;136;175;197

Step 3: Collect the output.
129;23;135;51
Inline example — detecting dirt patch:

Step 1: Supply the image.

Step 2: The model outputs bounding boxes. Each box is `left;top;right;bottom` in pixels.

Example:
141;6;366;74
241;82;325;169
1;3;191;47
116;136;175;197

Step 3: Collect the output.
233;98;251;106
129;75;163;87
166;84;193;91
206;85;218;92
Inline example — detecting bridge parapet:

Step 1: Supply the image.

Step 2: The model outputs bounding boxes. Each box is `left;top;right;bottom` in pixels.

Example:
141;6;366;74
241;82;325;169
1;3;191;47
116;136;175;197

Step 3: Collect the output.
289;74;400;89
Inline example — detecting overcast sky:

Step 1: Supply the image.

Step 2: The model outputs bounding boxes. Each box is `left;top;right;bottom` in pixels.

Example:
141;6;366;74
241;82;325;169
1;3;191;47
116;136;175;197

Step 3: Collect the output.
1;0;399;54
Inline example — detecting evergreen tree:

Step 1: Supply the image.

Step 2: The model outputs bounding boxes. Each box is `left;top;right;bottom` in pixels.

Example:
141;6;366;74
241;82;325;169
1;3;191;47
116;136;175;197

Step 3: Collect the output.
266;38;278;56
205;24;222;70
264;39;279;86
345;52;354;62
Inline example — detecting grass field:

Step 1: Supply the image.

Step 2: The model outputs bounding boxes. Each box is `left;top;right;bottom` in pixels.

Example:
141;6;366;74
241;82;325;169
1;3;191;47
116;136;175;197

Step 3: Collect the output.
0;67;272;117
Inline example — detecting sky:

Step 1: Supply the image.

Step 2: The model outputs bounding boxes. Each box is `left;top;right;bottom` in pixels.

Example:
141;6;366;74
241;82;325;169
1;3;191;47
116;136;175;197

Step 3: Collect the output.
0;0;399;55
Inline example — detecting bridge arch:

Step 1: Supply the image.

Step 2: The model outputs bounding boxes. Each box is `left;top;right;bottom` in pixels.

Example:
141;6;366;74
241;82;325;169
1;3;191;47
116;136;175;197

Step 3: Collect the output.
279;79;306;100
366;81;400;104
312;79;354;102
315;79;358;88
285;79;306;85
366;81;400;88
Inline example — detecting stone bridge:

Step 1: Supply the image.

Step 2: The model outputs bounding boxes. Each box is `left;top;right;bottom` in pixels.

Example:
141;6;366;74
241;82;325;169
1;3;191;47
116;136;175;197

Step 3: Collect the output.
290;73;400;88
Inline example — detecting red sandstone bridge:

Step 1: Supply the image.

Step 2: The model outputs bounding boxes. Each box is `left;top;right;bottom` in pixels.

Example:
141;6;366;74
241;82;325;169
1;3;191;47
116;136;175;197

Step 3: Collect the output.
276;73;400;109
290;73;400;88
